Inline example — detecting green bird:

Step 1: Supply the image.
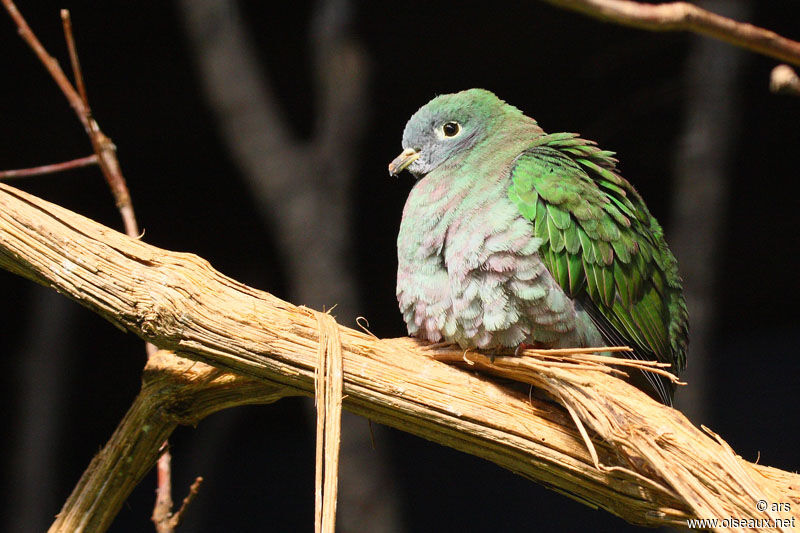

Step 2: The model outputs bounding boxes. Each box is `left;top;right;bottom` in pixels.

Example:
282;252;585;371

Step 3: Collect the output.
389;89;688;405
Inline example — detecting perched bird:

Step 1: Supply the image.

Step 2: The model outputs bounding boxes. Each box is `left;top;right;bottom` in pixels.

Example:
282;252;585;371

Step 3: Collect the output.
389;89;688;404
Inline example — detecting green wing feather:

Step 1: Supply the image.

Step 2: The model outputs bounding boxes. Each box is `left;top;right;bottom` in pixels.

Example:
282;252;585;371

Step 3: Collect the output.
508;133;689;400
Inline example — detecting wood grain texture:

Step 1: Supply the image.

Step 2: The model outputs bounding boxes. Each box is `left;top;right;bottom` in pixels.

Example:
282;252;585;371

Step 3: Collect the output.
1;183;797;530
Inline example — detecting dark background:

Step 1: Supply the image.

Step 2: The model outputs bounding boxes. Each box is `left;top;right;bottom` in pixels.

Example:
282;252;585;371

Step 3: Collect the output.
1;1;798;532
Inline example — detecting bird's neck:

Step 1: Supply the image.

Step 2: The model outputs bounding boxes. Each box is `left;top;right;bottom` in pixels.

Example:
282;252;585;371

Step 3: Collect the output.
429;117;544;194
400;117;544;253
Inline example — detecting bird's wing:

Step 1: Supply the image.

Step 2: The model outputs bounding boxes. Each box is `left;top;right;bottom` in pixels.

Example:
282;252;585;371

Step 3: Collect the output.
508;133;688;403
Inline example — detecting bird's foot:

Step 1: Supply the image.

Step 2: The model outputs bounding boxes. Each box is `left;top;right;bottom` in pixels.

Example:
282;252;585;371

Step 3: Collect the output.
514;342;547;356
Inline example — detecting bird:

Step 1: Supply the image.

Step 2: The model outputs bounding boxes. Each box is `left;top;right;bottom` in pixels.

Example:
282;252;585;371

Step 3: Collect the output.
388;89;688;405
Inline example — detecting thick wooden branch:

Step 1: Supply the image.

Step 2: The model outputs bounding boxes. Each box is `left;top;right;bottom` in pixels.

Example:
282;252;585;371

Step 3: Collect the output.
541;0;800;67
50;351;290;532
1;182;798;530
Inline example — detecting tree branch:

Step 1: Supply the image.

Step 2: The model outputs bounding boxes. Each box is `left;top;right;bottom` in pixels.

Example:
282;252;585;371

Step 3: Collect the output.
0;155;98;180
50;351;290;532
1;0;139;236
540;0;800;67
1;182;798;530
2;5;181;526
170;476;204;530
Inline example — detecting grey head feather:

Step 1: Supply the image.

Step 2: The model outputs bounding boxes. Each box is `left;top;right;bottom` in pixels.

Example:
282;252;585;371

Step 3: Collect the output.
400;89;521;178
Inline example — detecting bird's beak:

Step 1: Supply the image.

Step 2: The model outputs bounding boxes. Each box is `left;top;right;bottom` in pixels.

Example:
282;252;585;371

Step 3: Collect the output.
388;148;420;176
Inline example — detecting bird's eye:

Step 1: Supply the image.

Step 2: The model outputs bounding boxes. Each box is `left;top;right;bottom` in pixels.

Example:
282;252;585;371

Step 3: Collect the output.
442;121;461;137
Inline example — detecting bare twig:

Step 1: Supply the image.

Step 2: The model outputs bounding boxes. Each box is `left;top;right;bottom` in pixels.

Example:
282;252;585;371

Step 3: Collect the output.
2;4;190;529
170;477;204;529
151;446;174;533
2;0;139;237
150;448;205;531
540;0;800;67
60;10;88;106
770;64;800;97
1;1;87;127
48;351;290;533
0;155;98;180
2;183;799;531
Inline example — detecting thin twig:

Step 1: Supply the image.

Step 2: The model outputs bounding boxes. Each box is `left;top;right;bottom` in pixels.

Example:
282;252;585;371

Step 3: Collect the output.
48;351;288;532
60;10;88;106
1;0;87;128
540;0;800;67
169;477;204;529
57;10;175;529
2;4;183;530
2;0;139;237
152;461;204;532
0;155;98;180
151;446;174;533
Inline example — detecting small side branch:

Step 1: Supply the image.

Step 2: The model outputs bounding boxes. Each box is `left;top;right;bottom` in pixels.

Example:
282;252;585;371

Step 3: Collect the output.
60;10;89;106
151;446;174;533
0;155;98;180
170;477;204;530
2;4;184;528
49;351;291;533
541;0;800;67
2;0;139;236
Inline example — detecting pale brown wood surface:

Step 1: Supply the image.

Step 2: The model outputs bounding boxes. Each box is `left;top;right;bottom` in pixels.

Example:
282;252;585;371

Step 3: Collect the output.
0;183;797;531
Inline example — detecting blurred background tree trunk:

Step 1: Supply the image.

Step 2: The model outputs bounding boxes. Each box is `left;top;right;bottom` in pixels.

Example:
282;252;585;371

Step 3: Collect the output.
6;290;72;533
671;0;749;423
177;1;401;531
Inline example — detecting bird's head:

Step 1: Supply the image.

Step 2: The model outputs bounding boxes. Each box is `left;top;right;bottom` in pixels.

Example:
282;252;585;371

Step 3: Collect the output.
388;88;521;178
